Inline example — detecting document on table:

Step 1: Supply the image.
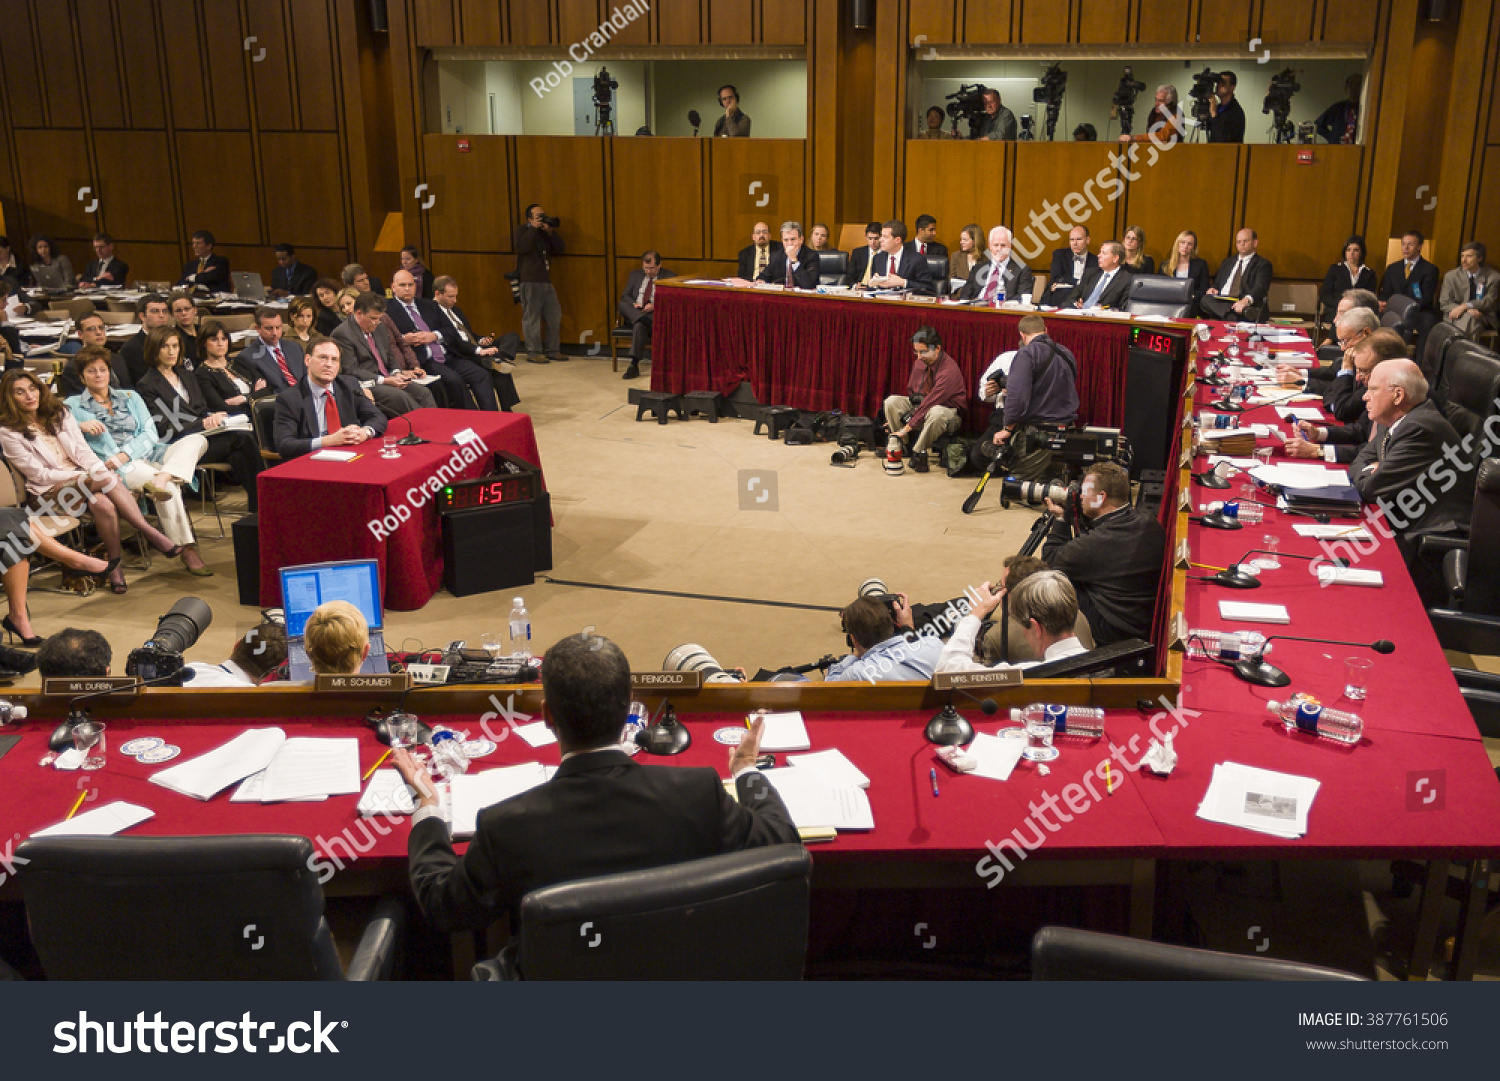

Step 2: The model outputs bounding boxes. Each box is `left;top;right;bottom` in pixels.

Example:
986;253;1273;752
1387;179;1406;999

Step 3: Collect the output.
32;801;155;838
1276;406;1325;422
150;728;287;800
1292;523;1373;541
1197;761;1319;838
231;769;326;803
1218;601;1291;624
1316;566;1384;587
757;711;811;751
449;763;550;838
310;449;357;462
762;768;872;830
1250;463;1350;490
256;737;361;802
964;731;1026;782
787;748;870;789
357;769;416;817
513;720;558;747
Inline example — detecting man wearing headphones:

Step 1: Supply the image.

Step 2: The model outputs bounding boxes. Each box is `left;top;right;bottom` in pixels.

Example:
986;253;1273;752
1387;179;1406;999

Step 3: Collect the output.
824;596;944;683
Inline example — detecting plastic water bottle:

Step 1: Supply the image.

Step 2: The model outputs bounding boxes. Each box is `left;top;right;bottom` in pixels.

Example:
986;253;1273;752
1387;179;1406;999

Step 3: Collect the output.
1224;500;1264;523
1010;703;1105;739
1184;630;1269;661
428;729;471;780
508;597;532;660
995;284;1005;308
1267;697;1363;745
0;700;27;725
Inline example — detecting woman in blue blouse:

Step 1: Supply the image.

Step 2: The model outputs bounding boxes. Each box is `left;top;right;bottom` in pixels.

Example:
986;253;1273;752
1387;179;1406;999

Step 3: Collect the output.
65;345;212;576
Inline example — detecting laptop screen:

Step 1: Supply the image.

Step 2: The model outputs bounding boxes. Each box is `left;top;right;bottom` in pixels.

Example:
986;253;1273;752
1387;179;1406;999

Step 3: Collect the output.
280;560;383;639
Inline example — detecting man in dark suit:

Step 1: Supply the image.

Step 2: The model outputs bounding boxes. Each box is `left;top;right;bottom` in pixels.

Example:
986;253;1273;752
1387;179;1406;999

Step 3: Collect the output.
330;293;435;416
273;339;387;459
1044;226;1096;306
912;215;948;262
270;243;318;297
1071;241;1134;311
756;222;820;290
432;275;521;409
78;233;128;289
842;222;884;287
1201;228;1273;320
120;294;173;384
386;269;497;410
239;307;307;392
867;220;933;294
736;221;781;280
54;312;132;394
958;226;1035;304
392;632;799;934
617;251;670;381
176;230;230;293
1378;230;1441;338
1351;358;1473;545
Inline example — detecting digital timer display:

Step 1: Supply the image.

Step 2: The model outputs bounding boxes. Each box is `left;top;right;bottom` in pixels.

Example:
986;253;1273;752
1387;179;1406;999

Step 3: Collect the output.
1130;327;1178;355
437;472;538;513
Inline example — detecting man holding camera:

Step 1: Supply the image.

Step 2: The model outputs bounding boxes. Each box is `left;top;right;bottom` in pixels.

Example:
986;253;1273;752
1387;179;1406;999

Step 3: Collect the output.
1042;461;1164;648
1206;71;1245;143
513;203;565;364
988;314;1078;482
824;596;944;683
973;89;1017;141
883;326;966;473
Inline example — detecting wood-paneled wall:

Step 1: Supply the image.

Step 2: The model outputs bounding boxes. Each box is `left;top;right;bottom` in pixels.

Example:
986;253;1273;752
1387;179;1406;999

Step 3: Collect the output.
412;0;808;46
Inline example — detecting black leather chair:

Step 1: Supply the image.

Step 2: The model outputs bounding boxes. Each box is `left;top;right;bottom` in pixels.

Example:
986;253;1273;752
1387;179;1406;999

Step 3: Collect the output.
1437;344;1500;446
1031;926;1369;980
251;395;281;462
1024;638;1154;678
1126;274;1194;319
1424;458;1500;617
924;255;949;296
17;835;404;980
816;249;848;287
474;844;812;980
1420;320;1464;388
1381;293;1419;344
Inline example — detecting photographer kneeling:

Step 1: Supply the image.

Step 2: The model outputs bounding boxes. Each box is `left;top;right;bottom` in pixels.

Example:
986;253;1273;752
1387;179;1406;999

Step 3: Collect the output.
1042;461;1164;647
986;314;1078;482
824;596;944;683
936;571;1088;673
882;326;966;473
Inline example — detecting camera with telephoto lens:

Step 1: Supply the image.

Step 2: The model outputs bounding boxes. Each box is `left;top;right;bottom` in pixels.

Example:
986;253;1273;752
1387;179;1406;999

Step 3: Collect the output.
858;578;902;624
1188;67;1221;123
1000;479;1072;510
1262;68;1301;143
1111;67;1146;109
540;214;561;228
663;644;744;684
831;441;860;465
126;598;212;686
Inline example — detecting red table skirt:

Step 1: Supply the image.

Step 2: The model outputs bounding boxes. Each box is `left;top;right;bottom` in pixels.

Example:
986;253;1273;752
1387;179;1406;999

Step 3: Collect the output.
257;410;545;611
651;282;1135;429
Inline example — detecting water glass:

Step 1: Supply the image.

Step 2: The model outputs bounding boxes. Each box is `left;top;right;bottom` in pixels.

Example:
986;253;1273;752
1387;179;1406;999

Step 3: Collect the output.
481;631;506;660
387;712;418;750
1255;446;1273;468
1343;657;1373;701
381;434;400;459
1252;533;1281;570
73;720;107;771
1021;716;1060;763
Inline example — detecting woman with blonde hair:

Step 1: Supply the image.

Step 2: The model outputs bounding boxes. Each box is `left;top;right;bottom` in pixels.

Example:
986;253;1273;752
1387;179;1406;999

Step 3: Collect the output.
1160;229;1211;314
305;600;369;675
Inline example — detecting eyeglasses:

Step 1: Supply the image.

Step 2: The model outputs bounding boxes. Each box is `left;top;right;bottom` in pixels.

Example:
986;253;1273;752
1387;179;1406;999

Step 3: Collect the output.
719;96;735;104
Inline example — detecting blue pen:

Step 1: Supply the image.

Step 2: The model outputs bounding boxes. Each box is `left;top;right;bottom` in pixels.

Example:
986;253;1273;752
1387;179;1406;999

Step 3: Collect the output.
929;767;940;797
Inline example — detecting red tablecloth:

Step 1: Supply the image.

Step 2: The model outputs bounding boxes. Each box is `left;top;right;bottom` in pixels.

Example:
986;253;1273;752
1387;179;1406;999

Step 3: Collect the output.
651;282;1137;428
257;411;545;611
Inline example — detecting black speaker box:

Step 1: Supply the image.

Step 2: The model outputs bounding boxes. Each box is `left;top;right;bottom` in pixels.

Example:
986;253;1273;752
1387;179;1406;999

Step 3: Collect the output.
531;491;553;571
443;503;535;597
232;513;260;606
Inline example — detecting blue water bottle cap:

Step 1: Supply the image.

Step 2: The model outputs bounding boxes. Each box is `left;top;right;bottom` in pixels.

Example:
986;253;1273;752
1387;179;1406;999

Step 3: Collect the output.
431;730;458;744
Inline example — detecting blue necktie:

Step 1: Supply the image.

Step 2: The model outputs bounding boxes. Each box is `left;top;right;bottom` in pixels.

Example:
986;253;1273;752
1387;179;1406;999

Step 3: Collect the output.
1084;272;1111;308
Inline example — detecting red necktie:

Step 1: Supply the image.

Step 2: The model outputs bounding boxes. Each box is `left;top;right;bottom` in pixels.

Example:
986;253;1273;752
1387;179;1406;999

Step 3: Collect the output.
983;265;1001;302
644;278;655;306
367;332;388;376
322;389;340;437
272;345;294;385
785;256;794;288
918;242;926;255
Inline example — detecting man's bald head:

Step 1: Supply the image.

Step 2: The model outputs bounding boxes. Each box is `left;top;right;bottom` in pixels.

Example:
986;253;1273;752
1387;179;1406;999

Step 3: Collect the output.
391;268;416;302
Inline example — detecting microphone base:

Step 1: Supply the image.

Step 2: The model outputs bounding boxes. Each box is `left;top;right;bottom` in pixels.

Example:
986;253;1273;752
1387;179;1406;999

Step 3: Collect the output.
1198;511;1244;530
925;704;975;746
1193;472;1231;489
1211;568;1261;589
636;719;692;755
1233;659;1292;687
396;435;427;446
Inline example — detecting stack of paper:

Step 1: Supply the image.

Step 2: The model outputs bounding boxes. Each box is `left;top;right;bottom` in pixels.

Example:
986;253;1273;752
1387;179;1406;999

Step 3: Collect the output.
449;762;550;837
1218;600;1290;624
357;770;416;817
963;731;1026;782
1293;523;1373;541
310;449;357;462
757;711;811;751
150;728;288;800
1197;761;1319;838
1315;566;1384;587
786;748;869;788
231;738;361;803
762;768;873;830
32;801;155;838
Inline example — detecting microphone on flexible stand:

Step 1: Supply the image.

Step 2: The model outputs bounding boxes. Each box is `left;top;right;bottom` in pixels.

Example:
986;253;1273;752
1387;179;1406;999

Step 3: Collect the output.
51;670;196;751
395;414;427;446
1232;636;1395;688
687;109;701;136
1193;460;1242;489
1193;549;1349;590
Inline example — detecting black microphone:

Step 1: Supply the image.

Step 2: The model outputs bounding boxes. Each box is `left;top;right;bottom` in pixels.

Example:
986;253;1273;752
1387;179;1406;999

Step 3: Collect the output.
396;414;426;445
51;670;197;751
1193;460;1242;489
953;688;1000;716
1232;636;1395;688
1206;548;1349;589
687;109;701;136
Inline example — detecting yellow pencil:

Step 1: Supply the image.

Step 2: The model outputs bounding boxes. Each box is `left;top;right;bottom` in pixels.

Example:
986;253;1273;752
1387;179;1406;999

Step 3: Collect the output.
363;747;392;780
1190;562;1228;572
347;454;364;463
1104;762;1114;794
65;790;88;820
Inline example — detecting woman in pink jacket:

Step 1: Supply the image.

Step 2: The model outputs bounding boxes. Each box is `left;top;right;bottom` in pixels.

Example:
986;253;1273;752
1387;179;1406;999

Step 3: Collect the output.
0;370;184;594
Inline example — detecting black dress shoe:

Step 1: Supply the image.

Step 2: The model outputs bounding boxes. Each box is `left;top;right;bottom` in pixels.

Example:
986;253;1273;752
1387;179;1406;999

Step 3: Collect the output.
622;363;640;380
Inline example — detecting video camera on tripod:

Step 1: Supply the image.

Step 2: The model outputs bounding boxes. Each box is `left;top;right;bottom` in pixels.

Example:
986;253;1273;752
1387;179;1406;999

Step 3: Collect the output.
1032;63;1068;141
1262;68;1301;144
592;67;619;135
944;83;990;138
1111;66;1148;136
1188;67;1222;127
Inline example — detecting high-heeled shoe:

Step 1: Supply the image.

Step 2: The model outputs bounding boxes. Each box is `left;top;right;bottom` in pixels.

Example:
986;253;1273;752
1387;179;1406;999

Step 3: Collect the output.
61;556;122;591
1;615;43;648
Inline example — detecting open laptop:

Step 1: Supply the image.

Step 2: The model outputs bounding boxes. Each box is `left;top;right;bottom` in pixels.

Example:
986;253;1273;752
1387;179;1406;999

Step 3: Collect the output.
279;559;389;682
231;271;267;300
30;263;66;290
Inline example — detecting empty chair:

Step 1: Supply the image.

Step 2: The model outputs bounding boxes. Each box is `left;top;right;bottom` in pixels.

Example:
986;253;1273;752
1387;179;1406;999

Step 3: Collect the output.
475;844;811;980
251;396;282;462
1437;346;1500;449
1126;275;1195;319
1031;926;1368;981
924;256;949;295
1381;293;1419;344
1423;457;1500;616
816;250;848;286
17;835;404;980
1419;320;1464;388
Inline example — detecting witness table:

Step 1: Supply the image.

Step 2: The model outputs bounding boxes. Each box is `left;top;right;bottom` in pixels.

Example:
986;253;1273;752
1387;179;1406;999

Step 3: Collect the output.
651;280;1142;427
256;410;545;611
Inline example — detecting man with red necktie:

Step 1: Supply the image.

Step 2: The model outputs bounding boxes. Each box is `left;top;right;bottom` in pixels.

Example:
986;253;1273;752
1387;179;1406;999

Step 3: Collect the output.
272;340;386;459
